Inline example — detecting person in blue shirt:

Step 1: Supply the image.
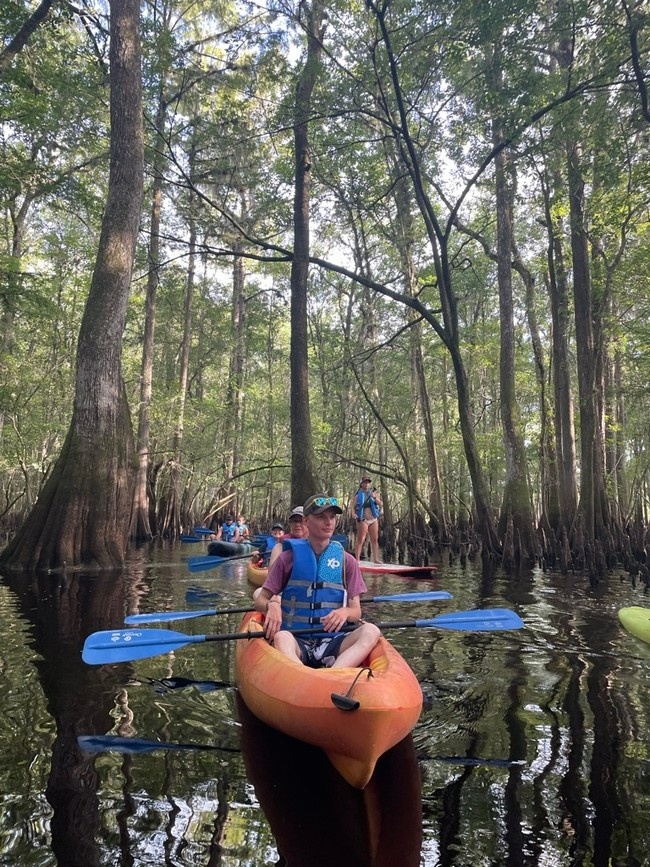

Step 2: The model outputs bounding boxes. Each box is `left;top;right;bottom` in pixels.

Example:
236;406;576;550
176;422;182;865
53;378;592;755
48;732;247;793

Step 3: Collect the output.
237;515;251;539
216;515;241;543
251;523;284;568
351;476;383;562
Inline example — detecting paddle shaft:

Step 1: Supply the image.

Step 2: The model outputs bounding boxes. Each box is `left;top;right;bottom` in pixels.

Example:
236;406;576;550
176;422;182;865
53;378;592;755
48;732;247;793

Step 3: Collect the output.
124;590;453;624
83;608;524;664
187;551;257;572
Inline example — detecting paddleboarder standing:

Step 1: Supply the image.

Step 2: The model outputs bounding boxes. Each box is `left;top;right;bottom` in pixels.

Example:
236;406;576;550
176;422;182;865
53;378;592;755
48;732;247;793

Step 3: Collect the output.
255;493;380;669
351;477;383;562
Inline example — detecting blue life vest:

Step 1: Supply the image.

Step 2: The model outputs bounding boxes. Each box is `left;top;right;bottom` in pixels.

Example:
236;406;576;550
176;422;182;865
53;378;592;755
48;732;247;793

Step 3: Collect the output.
220;521;239;542
260;534;280;566
354;489;380;520
280;538;346;635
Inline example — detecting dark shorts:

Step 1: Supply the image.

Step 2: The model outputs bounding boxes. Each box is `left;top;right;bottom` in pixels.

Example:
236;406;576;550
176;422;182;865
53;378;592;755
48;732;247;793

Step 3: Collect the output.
294;633;348;668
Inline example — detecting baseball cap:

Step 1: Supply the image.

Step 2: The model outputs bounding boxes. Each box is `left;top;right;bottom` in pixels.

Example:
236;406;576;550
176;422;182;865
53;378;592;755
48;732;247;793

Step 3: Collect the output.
360;476;372;483
289;506;304;520
271;522;284;531
303;494;343;516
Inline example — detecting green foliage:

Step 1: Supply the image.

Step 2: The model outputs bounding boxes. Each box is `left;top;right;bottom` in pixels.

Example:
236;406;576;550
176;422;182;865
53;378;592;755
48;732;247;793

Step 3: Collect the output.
2;0;650;541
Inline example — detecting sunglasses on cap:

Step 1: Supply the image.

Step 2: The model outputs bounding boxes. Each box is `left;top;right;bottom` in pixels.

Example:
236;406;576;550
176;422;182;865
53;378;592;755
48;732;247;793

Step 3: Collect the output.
303;495;343;515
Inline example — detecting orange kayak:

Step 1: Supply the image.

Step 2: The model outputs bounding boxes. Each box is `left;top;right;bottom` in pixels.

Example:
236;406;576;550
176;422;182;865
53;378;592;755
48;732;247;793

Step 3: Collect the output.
246;560;268;587
235;611;423;788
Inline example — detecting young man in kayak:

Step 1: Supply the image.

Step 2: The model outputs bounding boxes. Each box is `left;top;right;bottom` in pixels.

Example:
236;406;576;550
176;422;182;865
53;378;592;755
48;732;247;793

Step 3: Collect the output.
255;494;380;668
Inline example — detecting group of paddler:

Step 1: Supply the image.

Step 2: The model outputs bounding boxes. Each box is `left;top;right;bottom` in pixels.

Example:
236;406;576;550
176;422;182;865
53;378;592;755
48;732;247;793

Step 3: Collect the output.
81;488;526;788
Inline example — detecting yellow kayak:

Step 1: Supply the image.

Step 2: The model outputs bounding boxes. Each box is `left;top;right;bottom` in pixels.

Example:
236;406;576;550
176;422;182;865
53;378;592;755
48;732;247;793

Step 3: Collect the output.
246;560;268;587
618;606;650;644
235;611;423;788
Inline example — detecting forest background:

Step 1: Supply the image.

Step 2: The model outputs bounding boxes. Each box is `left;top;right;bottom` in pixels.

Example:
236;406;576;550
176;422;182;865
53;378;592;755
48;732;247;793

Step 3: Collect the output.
1;0;649;580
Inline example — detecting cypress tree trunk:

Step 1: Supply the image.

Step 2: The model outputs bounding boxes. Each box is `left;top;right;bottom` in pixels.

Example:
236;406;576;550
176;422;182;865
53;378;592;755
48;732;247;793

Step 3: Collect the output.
290;0;324;503
130;83;166;542
567;141;598;563
543;169;578;535
492;112;537;569
1;0;143;570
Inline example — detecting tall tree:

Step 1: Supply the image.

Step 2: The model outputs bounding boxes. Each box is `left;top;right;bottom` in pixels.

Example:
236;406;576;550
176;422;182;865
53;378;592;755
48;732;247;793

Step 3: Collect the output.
290;0;324;501
1;0;144;570
488;37;537;568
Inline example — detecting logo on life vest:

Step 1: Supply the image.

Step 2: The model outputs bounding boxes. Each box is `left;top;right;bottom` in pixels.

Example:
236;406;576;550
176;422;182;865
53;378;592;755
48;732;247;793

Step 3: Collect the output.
327;557;341;569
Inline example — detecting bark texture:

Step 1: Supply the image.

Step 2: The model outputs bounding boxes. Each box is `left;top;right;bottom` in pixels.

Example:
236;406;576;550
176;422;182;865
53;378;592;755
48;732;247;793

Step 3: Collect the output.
1;0;144;570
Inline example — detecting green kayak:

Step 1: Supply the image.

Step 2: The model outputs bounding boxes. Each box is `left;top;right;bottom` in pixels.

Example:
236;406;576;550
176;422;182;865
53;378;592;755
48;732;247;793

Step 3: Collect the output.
618;607;650;644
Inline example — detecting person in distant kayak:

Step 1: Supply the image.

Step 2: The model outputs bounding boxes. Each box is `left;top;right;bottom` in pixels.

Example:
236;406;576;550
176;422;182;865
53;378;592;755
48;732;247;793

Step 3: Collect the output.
268;505;308;568
237;515;251;539
216;515;241;544
351;476;383;562
255;493;380;668
250;522;285;568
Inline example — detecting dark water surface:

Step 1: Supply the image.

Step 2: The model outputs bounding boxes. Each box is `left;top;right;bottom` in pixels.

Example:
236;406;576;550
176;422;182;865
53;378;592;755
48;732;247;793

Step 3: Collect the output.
1;543;650;866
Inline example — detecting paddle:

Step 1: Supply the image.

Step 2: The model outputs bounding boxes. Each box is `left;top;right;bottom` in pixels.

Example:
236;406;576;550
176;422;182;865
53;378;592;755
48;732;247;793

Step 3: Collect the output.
135;674;234;692
187;552;257;573
123;590;454;625
77;735;236;754
185;585;222;600
180;535;203;543
186;591;221;605
193;527;214;536
83;608;524;665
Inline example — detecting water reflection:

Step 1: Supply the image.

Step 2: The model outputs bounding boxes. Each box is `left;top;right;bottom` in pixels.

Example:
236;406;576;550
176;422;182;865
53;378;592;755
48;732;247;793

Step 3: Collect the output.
2;551;650;864
237;694;422;866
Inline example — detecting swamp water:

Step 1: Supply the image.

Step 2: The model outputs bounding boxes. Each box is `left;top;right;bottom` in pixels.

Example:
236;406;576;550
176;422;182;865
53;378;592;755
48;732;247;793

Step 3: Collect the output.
0;543;649;866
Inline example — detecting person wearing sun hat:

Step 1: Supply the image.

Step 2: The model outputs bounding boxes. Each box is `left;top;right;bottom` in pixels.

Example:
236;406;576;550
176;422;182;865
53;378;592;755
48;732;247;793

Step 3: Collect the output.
351;476;383;562
255;493;380;668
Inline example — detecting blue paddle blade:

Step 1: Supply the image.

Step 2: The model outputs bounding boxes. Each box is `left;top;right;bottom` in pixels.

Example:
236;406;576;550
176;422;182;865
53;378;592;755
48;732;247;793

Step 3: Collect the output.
77;735;221;754
180;535;202;543
371;591;451;602
186;590;221;604
193;527;214;536
415;609;524;631
82;628;206;664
